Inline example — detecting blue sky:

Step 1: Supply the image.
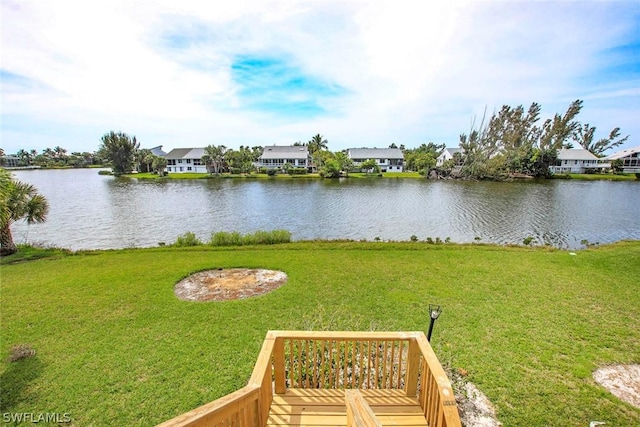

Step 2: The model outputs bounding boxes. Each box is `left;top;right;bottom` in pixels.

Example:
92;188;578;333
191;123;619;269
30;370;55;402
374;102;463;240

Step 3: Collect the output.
1;0;639;154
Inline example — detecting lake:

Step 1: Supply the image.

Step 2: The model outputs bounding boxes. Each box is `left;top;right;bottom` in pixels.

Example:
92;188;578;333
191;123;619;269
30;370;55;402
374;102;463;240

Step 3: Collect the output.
9;169;640;250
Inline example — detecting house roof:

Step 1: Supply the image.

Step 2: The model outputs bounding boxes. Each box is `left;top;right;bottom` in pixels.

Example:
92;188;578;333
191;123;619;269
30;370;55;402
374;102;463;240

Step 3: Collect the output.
437;148;462;159
347;148;404;159
149;145;167;157
556;149;599;161
260;145;309;159
605;145;640;160
165;148;206;159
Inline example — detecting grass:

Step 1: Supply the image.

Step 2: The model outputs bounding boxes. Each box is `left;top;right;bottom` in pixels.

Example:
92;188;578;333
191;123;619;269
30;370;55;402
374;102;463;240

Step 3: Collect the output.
125;172;426;180
551;173;637;181
1;241;639;426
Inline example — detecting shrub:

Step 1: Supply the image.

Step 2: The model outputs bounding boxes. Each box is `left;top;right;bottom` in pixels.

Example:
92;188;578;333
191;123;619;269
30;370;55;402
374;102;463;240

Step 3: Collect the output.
210;231;242;246
267;169;277;176
208;230;291;247
229;167;242;175
288;167;308;175
410;235;418;242
173;232;202;247
523;236;535;246
258;167;268;174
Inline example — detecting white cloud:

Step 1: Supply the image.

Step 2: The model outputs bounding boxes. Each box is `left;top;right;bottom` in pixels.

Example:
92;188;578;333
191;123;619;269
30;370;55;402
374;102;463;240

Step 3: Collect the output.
1;0;638;154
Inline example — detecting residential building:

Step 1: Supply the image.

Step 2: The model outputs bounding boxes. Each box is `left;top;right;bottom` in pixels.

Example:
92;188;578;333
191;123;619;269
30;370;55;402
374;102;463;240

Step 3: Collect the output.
257;145;310;171
347;148;404;172
605;145;640;173
436;148;462;167
551;148;604;174
0;155;20;168
165;148;207;173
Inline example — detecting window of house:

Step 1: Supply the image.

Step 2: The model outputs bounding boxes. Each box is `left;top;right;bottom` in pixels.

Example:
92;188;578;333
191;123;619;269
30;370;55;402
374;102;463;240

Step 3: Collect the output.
179;167;183;171
187;167;192;171
186;159;191;164
178;159;183;164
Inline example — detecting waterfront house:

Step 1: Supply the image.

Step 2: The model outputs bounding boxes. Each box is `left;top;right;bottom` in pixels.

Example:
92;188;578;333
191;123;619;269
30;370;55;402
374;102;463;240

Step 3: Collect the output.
0;155;20;168
550;148;604;174
436;148;462;167
165;148;207;173
257;145;311;171
347;148;404;172
605;145;640;173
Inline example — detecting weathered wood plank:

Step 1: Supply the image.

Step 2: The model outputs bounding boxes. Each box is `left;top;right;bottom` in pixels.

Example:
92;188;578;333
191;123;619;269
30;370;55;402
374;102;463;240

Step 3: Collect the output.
345;389;382;427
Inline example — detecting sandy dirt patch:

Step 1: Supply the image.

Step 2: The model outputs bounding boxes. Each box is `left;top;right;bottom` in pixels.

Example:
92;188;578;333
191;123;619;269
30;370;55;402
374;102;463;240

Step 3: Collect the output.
174;268;287;301
593;364;640;408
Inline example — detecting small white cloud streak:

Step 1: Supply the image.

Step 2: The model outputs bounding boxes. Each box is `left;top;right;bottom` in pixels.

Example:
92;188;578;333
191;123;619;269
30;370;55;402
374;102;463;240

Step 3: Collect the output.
1;0;638;153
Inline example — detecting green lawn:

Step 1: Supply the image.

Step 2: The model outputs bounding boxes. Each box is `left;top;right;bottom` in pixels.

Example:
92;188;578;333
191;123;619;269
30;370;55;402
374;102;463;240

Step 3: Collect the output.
1;242;639;426
551;173;637;181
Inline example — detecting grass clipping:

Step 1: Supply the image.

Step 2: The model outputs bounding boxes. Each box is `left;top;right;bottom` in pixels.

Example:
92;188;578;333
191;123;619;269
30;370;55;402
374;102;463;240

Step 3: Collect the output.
174;268;287;301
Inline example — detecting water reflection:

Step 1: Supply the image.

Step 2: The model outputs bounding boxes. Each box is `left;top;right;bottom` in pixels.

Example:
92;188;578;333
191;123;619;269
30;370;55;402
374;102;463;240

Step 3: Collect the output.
10;170;640;250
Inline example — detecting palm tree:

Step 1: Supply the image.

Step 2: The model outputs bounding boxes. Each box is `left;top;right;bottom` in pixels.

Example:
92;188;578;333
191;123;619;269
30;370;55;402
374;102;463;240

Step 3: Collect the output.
308;134;328;170
0;170;49;256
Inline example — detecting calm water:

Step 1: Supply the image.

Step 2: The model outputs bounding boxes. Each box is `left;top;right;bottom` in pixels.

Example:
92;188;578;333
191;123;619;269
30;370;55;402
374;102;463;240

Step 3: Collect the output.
9;169;640;250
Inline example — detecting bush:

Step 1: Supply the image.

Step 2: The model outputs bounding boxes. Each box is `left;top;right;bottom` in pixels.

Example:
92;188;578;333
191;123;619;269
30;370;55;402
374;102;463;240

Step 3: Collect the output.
210;231;242;246
173;232;202;247
229;167;242;175
267;169;278;176
258;167;268;174
288;167;308;175
410;235;418;242
208;230;292;247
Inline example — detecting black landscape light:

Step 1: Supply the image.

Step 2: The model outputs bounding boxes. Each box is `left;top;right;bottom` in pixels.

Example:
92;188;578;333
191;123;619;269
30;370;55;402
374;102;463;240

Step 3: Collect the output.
427;304;442;342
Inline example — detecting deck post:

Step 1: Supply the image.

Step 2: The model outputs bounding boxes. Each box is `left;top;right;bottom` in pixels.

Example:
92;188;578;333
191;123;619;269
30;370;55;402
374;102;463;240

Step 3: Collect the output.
274;336;286;394
405;337;421;396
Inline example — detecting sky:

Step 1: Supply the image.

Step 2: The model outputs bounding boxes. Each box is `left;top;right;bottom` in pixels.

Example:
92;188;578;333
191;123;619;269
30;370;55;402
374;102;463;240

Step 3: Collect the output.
1;0;639;155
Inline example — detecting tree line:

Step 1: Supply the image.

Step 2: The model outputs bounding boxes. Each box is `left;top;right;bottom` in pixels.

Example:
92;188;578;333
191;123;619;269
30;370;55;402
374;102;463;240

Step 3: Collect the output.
3;99;627;180
446;99;628;180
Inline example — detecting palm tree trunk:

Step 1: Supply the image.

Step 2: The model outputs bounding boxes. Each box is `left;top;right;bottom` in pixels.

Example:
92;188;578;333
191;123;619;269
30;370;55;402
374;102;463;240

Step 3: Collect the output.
0;225;17;256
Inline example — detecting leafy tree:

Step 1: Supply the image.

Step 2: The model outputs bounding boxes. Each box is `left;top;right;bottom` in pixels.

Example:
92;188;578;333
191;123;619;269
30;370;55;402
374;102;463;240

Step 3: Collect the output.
403;143;444;172
360;158;380;174
574;124;629;157
202;144;228;175
225;146;255;173
98;131;140;175
0;170;49;256
320;159;341;178
334;151;354;176
610;159;624;174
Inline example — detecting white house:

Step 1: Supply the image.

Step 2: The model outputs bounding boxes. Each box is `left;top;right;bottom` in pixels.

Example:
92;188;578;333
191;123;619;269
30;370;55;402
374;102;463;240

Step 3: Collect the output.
257;146;311;171
550;148;603;174
346;148;404;172
605;145;640;173
165;148;207;173
436;148;462;167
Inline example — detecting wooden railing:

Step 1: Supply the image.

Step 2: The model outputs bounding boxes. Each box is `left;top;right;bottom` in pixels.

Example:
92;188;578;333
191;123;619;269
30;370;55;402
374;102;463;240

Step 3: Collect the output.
158;331;461;427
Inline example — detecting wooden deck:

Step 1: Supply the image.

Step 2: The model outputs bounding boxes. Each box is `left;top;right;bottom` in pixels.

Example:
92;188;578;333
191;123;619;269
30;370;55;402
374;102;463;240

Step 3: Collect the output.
268;389;429;427
157;331;461;427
